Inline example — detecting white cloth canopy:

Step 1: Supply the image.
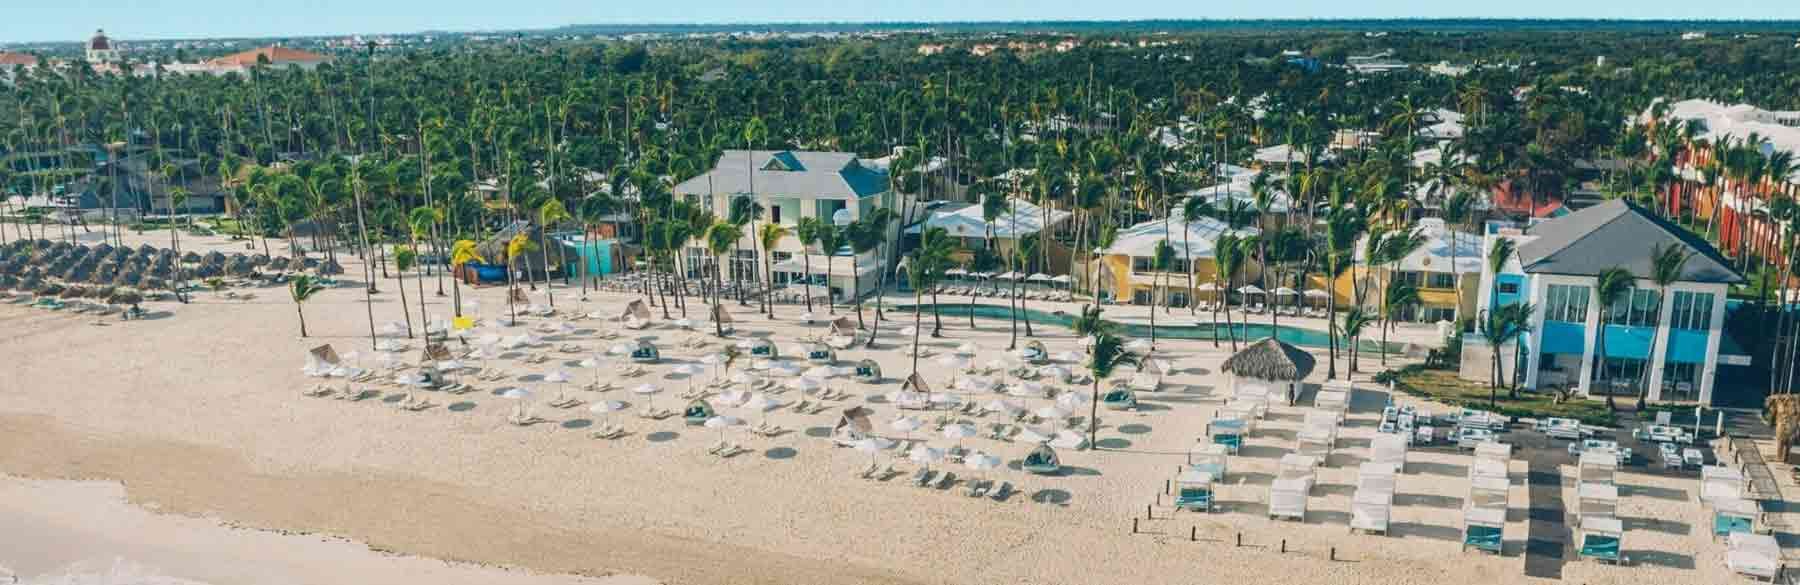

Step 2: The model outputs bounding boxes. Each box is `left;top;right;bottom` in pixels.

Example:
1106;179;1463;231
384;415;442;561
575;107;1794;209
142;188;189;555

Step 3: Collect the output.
1236;284;1266;295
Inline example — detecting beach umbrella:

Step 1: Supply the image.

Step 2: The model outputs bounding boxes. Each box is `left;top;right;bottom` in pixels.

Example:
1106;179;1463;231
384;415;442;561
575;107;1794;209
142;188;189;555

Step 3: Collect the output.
890;416;924;442
704;415;743;444
800;311;817;323
501;387;534;420
1011;381;1047;398
1055;392;1090;411
1017;426;1054;444
379;321;408;337
699;352;727;376
1124;339;1153;353
717;388;750;406
985;399;1025;417
803;365;838;379
608;342;634;356
743;393;781;423
983;358;1013;373
671;363;705;393
1274;287;1299;296
852;437;892;466
955;342;979;356
588;400;626;426
964;452;1002;473
909;446;946;472
898;326;917;336
578;357;605;387
1039;366;1071;382
1035;405;1070;421
943;423;978;452
786;376;823;393
730;372;758;387
1236;284;1265;295
544;370;572;398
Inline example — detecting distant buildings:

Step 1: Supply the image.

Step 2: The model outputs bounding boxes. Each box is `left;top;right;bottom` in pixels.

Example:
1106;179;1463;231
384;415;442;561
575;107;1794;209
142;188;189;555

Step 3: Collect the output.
86;29;119;63
1681;31;1708;41
1346;50;1408;74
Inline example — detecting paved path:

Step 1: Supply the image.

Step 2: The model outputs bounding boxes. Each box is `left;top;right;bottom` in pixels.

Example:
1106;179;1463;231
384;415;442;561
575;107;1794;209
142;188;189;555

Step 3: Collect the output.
1523;450;1569;579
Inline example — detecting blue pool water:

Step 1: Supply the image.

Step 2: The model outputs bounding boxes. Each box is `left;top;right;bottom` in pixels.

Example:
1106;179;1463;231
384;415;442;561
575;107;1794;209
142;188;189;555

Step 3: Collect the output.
893;303;1400;353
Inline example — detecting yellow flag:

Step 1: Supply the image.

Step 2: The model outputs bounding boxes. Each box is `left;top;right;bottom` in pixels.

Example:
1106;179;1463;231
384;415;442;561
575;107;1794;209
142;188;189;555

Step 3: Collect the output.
453;316;476;330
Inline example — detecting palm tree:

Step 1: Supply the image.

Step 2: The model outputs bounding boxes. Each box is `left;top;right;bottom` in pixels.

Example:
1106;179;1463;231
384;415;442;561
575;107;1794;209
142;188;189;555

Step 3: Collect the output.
1341;307;1374;374
505;232;536;325
1443;190;1474;309
1592;267;1638;411
1637;244;1691;409
846;217;884;330
1375;230;1426;365
1214;233;1246;351
1486;238;1516;323
394;245;419;338
1380;282;1421;366
1086;332;1140;445
288;274;326;337
1151;239;1176;349
1484;302;1535;403
1181;196;1212;316
794;216;824;314
449;239;482;318
758;222;788;319
407;206;441;329
814;224;843;315
861;207;900;347
741;117;769;313
166;185;190;303
537;199;572;309
706;221;742;337
905;230;954;374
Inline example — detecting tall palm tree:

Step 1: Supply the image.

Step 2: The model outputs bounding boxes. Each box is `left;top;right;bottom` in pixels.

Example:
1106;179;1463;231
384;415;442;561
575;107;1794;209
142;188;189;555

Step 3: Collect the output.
1181;196;1212;316
1214;233;1246;351
794;216;824;314
1341;307;1374;375
394;245;419;338
505;232;536;325
862;207;900;347
1638;244;1691;409
448;239;482;318
407;206;441;329
1380;282;1421;366
814;224;843;315
1151;239;1176;350
1086;333;1140;445
758;222;788;319
705;221;742;337
1483;302;1535;402
741;118;769;314
288;274;326;337
1592;267;1638;411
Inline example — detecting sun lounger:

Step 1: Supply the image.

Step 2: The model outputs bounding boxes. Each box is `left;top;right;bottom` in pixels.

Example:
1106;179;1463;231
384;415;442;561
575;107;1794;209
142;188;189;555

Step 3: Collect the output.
859;461;881;479
967;479;993;498
913;469;937;487
989;481;1013;501
936;471;957;490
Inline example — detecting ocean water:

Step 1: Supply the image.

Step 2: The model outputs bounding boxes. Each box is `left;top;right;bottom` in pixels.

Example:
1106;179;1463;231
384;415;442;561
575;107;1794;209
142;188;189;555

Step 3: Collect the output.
12;559;212;585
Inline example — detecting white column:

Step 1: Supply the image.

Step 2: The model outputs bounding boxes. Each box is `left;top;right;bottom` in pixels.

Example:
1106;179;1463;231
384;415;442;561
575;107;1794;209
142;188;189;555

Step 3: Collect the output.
1523;276;1550;390
1699;286;1728;405
1577;279;1602;398
1645;284;1678;402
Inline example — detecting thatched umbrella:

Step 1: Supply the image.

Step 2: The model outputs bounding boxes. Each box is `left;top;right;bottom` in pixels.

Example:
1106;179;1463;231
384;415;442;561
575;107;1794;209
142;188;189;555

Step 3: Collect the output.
0;260;18;276
37;282;64;297
141;277;167;291
60;285;88;300
316;258;343;275
193;264;223;279
68;246;90;261
113;269;142;287
136;244;157;257
225;256;255;276
1219;338;1317;405
108;288;143;308
48;241;72;254
92;242;114;257
19;276;43;292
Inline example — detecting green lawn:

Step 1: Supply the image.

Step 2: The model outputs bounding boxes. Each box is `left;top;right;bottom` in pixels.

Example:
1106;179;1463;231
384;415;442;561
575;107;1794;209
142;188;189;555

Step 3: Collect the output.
1387;367;1617;427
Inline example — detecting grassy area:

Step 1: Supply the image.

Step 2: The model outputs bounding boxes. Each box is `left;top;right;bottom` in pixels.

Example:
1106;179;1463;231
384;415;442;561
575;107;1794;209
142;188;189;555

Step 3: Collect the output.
1385;366;1618;427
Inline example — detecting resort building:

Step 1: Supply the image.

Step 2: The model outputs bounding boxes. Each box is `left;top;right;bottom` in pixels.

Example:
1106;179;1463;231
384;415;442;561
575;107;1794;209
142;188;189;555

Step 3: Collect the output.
1317;217;1482;323
672;150;903;302
1645;99;1800;265
1467;199;1747;404
905;197;1072;266
86;29;119;63
200;46;334;74
1085;208;1260;308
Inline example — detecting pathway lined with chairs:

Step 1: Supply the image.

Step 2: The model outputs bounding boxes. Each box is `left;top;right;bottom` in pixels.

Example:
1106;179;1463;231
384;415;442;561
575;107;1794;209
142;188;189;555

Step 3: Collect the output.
1523;449;1569;579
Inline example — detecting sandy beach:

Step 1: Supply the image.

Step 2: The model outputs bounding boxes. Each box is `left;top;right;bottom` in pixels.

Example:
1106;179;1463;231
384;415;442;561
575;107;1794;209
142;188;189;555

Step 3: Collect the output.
0;232;1776;584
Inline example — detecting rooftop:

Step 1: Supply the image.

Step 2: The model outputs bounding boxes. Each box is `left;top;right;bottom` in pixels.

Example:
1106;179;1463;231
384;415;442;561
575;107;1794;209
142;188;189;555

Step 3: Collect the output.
673;150;888;200
1517;199;1743;284
207;46;333;67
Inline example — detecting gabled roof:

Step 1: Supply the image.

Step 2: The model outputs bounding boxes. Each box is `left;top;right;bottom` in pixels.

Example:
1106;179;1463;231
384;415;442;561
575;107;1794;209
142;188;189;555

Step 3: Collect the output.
673;150;888;200
906;197;1071;239
1105;207;1258;259
207;46;332;67
1517;199;1742;284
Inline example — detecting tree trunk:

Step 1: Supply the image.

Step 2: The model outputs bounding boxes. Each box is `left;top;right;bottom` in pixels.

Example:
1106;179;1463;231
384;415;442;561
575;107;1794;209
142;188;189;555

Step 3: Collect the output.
296;305;309;337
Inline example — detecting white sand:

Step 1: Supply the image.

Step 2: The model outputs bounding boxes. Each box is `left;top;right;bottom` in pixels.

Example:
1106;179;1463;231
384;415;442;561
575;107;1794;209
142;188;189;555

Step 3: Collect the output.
0;232;1764;584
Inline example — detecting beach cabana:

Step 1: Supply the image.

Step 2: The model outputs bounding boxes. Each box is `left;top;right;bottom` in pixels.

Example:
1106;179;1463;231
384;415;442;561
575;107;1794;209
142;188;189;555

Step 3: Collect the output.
629;340;660;363
708;303;736;333
683;398;716;425
828;316;860;343
1701;465;1746;505
621;299;653;328
805;342;837;364
1022;443;1061;474
746;338;778;358
1017;340;1049;365
1298;410;1339;461
1101;384;1138;411
1579;450;1618;485
1187;443;1229;481
1269;476;1310;521
1578;482;1619;520
1315;380;1351;422
1577;516;1624;564
1208;416;1249;454
893;372;933;410
1714;496;1758;540
304;344;342;376
1129;358;1165;392
1351;489;1392;535
1727;531;1783;582
1462;505;1506;553
1221;338;1315;406
1469;475;1509;510
1371;433;1408;474
832;406;874;446
1470;457;1509;484
1475;441;1512;463
1174;470;1216;512
853;359;882;383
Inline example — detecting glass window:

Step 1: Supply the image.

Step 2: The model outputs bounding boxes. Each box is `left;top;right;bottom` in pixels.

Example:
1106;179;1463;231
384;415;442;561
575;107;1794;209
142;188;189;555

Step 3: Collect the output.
1132;257;1154;272
1670;291;1715;330
1498;282;1520;294
1428;272;1457;289
1394;271;1423;287
1545;284;1590;323
1607;288;1660;327
1132;289;1153;305
769;205;782;224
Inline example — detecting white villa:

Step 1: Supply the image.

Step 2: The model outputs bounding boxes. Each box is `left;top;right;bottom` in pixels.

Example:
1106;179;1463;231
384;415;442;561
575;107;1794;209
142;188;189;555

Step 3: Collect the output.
672;150;904;302
1467;199;1748;404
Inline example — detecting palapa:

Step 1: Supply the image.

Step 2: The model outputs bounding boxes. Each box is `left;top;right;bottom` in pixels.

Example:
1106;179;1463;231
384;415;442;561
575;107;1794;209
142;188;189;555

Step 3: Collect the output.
1220;338;1315;381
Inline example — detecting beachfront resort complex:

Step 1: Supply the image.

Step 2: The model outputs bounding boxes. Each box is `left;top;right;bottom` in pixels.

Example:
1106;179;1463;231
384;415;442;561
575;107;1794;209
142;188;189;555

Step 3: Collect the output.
6;14;1800;585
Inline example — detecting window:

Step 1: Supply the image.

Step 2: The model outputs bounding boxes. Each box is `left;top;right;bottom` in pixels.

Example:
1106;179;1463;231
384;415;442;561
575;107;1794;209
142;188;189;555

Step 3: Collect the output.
1394;271;1423;287
1670;291;1715;330
1132;256;1154;272
1428;272;1457;289
1606;288;1660;327
1132;289;1153;305
1422;306;1457;322
1545;284;1590;323
1169;292;1190;308
769;204;782;224
1498;282;1520;294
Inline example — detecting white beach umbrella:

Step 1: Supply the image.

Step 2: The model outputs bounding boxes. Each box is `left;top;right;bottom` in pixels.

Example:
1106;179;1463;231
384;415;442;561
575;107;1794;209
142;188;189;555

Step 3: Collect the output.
1304;289;1331;298
1039;366;1071;382
1011;381;1047;398
890;415;924;443
943;423;978;452
478;333;502;346
704;415;743;443
1055;392;1091;410
1026;273;1054;282
744;393;780;413
1054;350;1085;363
671;363;706;393
1273;287;1299;296
985;399;1025;416
718;388;750;406
380;320;408;337
544;370;572;398
936;355;972;370
501;387;534;420
768;362;802;378
786;376;823;392
964;452;1003;472
578;357;604;387
852;437;891;465
803;365;838;379
1035;405;1070;421
608;342;634;356
909;446;946;471
899;326;917;336
800;312;817;323
699;353;727;378
1236;284;1266;295
1124;339;1153;353
955;342;979;356
730;372;758;386
631;383;660;395
589;399;626;425
674;318;693;330
1017;426;1055;444
929;393;962;408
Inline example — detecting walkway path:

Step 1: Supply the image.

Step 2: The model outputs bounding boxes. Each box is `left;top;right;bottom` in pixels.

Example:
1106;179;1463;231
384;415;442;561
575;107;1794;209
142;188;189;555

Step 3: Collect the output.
1523;448;1569;579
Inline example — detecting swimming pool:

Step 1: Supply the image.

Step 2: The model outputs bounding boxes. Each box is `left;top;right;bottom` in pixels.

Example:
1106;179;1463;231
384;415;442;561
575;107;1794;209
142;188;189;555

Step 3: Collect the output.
892;303;1401;353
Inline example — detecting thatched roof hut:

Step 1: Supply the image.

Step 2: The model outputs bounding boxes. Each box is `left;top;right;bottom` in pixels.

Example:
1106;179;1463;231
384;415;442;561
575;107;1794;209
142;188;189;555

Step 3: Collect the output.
1220;338;1315;381
203;251;226;266
476;220;577;275
107;288;143;306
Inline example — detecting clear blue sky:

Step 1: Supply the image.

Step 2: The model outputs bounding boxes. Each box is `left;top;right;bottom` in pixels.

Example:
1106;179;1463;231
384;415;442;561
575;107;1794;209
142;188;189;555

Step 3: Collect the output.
4;0;1795;44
